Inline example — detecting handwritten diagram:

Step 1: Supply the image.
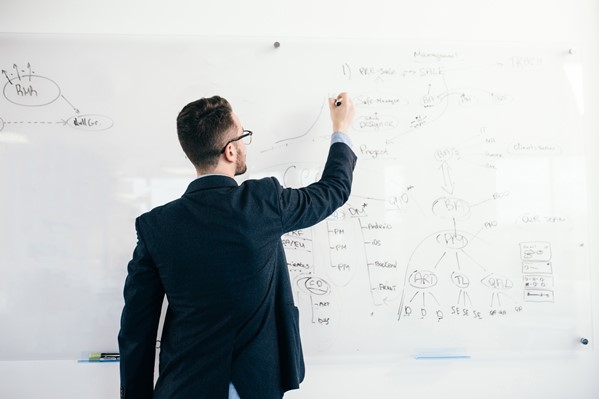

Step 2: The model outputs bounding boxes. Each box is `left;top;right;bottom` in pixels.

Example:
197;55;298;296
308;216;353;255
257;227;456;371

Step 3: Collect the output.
1;62;113;134
270;45;588;354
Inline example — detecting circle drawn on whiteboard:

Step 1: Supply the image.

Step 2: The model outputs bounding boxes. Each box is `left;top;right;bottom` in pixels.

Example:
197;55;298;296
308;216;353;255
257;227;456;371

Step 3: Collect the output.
434;147;459;162
326;208;346;221
451;272;470;289
431;197;471;220
65;114;114;131
481;273;513;290
408;270;438;289
296;276;331;296
435;231;469;250
3;75;61;107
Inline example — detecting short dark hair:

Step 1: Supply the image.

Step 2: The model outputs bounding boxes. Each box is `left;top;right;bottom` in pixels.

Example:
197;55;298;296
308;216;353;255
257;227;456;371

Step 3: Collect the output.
176;96;235;169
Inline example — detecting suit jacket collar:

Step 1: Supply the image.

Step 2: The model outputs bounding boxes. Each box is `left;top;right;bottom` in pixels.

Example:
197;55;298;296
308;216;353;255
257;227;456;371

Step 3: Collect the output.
184;175;239;195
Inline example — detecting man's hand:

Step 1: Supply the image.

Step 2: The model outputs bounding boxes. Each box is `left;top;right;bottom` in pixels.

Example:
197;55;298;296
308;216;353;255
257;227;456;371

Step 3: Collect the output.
329;92;355;133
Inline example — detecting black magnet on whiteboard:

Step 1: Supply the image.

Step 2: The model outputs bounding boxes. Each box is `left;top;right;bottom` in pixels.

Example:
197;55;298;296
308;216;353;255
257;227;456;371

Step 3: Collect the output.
580;338;589;345
274;41;281;49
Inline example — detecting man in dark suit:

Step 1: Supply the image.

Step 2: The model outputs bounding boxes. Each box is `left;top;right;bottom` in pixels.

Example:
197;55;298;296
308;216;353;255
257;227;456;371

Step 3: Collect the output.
118;93;357;399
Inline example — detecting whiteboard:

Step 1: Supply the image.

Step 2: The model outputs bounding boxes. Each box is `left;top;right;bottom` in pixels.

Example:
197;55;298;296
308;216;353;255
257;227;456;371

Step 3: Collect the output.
0;34;593;360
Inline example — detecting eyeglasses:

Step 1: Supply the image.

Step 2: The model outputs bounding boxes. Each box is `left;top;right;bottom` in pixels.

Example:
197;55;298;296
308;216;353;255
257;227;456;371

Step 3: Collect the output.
220;130;253;154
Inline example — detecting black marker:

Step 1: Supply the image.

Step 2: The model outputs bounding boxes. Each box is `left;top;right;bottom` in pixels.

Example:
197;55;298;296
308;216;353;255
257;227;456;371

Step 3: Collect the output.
335;99;342;107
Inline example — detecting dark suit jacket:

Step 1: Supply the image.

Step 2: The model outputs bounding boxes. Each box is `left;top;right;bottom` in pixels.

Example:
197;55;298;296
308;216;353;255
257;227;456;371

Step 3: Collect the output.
118;142;357;399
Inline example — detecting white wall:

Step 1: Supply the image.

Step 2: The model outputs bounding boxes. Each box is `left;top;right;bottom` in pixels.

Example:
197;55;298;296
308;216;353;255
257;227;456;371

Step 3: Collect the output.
1;1;598;398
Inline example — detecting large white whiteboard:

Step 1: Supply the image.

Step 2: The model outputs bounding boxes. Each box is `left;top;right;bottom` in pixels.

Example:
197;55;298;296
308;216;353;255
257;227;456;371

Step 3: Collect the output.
0;34;593;360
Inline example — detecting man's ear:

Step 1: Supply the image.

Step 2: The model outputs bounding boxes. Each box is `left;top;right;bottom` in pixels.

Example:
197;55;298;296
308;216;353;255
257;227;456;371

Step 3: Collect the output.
222;143;236;163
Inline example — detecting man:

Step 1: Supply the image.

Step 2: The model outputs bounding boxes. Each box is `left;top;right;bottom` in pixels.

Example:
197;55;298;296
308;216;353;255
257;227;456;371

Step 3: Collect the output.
118;93;357;399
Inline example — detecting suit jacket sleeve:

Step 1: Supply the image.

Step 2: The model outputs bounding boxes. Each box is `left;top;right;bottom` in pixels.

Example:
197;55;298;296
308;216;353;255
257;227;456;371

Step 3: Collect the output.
278;142;357;233
118;218;165;398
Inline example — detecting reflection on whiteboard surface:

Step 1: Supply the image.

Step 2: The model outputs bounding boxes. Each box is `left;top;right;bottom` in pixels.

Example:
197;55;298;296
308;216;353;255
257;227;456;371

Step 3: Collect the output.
0;35;592;360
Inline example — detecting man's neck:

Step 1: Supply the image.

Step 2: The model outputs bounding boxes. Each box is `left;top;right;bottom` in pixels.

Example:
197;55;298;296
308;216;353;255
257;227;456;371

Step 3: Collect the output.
196;166;235;178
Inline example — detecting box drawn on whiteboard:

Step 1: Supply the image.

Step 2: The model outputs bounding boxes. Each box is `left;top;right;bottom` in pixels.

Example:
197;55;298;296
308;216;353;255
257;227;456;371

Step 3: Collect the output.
522;261;553;274
519;242;552;262
524;290;555;303
523;275;554;290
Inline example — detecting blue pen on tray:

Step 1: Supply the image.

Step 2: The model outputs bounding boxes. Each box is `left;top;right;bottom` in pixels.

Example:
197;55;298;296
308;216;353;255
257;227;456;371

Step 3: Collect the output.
415;354;471;360
414;349;470;360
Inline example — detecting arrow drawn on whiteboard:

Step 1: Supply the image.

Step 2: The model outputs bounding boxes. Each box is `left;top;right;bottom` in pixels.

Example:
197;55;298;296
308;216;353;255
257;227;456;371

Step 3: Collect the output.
3;119;67;125
2;70;13;85
440;161;455;194
13;64;21;81
61;94;80;114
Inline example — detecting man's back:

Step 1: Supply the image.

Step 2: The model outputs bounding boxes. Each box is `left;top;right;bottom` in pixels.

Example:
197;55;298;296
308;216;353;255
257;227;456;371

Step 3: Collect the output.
119;142;357;399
